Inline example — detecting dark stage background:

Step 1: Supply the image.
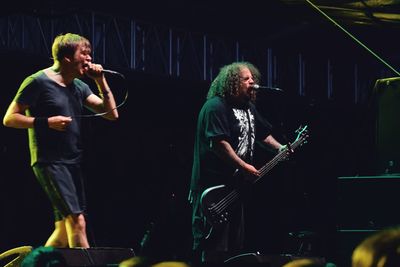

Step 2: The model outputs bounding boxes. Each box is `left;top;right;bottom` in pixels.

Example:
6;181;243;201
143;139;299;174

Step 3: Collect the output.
0;48;379;264
1;1;400;266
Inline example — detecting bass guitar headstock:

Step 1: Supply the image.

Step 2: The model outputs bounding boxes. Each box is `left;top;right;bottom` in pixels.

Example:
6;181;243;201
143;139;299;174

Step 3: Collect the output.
295;125;309;146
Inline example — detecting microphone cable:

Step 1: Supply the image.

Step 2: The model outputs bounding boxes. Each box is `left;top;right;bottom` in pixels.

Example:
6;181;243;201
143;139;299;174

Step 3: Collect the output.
71;71;128;119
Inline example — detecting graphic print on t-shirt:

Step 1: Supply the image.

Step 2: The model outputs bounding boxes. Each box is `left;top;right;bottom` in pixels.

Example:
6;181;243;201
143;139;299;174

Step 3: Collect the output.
232;108;255;161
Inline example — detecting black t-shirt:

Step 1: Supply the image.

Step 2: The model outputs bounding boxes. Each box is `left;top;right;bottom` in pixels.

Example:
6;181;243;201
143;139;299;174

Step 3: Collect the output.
14;70;93;166
190;96;273;193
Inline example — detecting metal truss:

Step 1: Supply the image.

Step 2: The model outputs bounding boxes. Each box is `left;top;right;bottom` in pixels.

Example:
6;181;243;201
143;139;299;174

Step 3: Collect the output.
0;10;387;103
0;11;276;83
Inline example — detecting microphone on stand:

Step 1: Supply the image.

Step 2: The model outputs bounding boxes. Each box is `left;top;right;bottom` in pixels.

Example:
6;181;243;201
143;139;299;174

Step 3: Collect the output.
251;84;284;92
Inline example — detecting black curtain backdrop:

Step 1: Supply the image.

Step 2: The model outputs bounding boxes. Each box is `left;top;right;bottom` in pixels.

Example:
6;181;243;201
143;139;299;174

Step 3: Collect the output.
0;48;378;264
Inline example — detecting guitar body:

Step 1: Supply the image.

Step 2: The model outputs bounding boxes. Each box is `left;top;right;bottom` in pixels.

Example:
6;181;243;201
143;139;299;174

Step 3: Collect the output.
200;184;241;227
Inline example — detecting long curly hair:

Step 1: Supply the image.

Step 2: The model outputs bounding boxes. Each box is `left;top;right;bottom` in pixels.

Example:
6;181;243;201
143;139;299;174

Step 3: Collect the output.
207;62;261;102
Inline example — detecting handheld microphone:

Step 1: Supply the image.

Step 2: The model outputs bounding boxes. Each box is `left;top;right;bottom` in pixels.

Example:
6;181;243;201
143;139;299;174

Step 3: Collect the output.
83;64;125;78
251;84;283;92
101;69;125;78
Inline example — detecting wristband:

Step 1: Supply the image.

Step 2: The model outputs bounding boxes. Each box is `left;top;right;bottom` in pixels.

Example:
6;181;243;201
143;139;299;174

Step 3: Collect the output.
33;117;49;129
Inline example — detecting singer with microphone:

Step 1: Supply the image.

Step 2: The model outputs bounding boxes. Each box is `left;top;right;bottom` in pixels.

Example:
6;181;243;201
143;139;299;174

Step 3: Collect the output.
3;33;119;248
189;61;290;263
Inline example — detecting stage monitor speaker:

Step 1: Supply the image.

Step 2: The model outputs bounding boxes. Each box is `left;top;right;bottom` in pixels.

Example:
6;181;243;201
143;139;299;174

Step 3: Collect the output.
373;77;400;174
224;252;326;267
57;247;135;266
337;175;400;229
336;229;377;267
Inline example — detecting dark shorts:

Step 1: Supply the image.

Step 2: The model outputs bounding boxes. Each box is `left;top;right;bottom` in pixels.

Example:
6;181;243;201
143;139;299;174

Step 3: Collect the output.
32;163;87;221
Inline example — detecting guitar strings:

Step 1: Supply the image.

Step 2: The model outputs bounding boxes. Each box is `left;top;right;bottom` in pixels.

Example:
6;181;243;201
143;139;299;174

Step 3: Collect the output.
210;130;307;218
211;136;306;217
211;190;239;216
258;141;297;177
256;136;304;181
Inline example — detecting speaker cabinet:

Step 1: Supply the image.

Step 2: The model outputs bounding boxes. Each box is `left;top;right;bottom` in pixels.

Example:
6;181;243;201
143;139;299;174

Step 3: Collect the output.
337;175;400;230
57;247;135;266
373;77;400;174
336;176;400;266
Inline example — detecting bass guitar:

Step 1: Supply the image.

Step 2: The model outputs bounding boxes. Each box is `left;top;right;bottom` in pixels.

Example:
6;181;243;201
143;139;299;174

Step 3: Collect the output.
200;125;309;231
